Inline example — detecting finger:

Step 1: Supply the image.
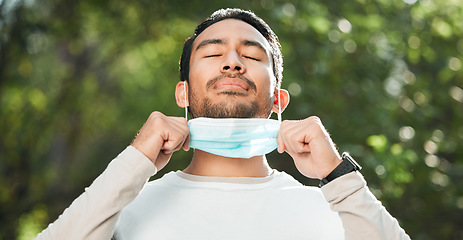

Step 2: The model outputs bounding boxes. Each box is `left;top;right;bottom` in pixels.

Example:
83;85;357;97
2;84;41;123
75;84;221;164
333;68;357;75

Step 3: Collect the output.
163;141;183;155
182;133;191;151
172;116;189;128
162;131;187;154
172;117;191;142
160;117;190;153
281;124;304;153
167;116;190;151
283;118;320;154
278;120;297;153
276;131;286;153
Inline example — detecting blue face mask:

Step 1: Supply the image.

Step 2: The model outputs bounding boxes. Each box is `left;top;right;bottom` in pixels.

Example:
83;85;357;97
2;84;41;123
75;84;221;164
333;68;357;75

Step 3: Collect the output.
188;118;280;158
183;82;282;159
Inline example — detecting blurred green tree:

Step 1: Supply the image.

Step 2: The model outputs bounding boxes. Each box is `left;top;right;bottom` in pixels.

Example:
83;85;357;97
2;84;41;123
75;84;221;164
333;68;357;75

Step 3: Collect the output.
1;0;462;239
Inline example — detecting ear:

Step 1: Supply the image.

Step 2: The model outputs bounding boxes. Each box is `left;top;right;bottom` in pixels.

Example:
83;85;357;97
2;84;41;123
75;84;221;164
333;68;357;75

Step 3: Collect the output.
271;88;290;113
175;81;189;108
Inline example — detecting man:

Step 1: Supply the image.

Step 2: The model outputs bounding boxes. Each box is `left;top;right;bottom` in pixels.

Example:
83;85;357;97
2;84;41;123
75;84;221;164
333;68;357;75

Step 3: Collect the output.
36;8;410;239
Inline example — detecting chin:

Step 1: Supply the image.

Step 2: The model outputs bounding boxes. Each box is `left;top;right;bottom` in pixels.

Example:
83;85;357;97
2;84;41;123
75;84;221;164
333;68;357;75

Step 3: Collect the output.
190;96;270;119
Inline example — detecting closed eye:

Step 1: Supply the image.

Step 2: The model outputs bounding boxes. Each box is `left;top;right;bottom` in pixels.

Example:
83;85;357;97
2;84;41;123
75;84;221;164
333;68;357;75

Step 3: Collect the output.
205;54;222;58
244;56;260;61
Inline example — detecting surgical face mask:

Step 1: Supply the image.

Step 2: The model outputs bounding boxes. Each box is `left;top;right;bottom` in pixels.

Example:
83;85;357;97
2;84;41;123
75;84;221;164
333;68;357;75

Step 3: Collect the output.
183;82;282;158
188;118;280;158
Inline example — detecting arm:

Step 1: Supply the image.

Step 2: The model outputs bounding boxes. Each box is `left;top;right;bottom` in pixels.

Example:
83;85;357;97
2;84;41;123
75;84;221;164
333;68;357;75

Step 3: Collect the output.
277;116;410;239
321;172;410;240
35;112;190;240
35;146;157;240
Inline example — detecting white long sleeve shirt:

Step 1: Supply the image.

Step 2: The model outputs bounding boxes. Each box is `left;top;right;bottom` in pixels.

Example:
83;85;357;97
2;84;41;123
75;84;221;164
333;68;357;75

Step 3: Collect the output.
114;170;344;239
35;146;410;240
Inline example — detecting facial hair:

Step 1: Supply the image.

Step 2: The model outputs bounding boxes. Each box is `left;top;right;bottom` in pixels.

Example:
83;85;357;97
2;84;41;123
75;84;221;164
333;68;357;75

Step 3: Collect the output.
188;73;274;118
188;87;273;119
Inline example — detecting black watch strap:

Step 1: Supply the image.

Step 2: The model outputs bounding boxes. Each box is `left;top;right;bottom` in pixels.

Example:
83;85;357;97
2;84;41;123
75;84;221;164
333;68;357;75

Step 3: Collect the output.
319;152;361;187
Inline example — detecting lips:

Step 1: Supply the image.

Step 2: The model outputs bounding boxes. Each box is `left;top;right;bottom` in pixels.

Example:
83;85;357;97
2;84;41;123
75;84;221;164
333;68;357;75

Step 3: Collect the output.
206;74;257;93
214;77;249;91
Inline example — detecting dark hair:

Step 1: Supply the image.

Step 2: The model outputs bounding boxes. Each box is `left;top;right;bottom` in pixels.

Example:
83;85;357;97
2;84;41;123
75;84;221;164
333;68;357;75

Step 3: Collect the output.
179;8;283;87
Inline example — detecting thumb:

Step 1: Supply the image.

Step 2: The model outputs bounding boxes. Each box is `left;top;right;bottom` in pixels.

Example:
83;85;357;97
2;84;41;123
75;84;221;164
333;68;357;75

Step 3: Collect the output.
182;133;191;151
276;131;286;153
154;151;173;170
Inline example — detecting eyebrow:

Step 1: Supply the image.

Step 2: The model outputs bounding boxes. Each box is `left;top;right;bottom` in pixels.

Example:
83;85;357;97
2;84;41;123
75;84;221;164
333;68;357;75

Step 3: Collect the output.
240;39;267;53
195;38;227;51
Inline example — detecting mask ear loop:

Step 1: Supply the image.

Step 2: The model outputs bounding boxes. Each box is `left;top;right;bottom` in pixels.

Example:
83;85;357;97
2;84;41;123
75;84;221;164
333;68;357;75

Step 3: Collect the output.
184;81;188;120
277;87;282;123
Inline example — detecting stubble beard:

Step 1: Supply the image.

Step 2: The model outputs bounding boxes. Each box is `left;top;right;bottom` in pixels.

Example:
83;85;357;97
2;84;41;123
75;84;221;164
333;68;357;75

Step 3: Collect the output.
188;92;273;119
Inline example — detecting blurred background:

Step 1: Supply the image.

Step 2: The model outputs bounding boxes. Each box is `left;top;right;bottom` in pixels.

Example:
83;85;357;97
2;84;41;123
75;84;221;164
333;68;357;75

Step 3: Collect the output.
1;0;462;239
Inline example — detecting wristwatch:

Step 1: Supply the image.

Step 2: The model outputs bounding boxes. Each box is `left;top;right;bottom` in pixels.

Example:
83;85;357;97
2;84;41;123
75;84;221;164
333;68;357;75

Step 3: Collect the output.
319;152;362;187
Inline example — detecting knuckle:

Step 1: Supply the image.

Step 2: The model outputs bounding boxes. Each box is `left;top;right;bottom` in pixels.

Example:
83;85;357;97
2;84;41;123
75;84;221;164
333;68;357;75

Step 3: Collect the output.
280;121;288;128
280;120;293;128
175;116;188;122
280;129;290;140
150;111;164;119
307;116;321;122
286;130;296;139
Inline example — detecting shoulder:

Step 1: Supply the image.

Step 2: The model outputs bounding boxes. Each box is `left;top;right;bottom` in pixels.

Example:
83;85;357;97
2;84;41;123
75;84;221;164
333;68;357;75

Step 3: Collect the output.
274;171;321;192
270;171;327;202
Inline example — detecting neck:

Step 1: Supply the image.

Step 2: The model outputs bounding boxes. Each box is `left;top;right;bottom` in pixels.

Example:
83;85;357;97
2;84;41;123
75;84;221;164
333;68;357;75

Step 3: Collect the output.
183;150;273;177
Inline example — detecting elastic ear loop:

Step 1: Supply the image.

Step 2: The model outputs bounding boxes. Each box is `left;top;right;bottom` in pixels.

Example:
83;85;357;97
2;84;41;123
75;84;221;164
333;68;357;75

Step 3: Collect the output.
184;81;188;120
277;87;282;123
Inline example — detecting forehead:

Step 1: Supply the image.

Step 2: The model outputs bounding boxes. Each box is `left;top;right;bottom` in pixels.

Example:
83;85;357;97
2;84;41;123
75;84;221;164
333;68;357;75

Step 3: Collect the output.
192;19;272;52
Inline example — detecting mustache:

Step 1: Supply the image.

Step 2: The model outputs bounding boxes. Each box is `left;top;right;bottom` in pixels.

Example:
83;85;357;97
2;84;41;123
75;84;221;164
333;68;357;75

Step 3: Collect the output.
206;73;257;92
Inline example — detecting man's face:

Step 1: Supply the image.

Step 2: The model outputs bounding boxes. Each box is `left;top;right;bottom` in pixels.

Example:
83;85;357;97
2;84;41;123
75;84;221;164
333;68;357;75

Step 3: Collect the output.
187;19;276;118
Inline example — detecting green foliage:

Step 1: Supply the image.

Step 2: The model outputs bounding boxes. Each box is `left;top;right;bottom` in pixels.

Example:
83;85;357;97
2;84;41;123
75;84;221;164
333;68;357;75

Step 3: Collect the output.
1;0;463;239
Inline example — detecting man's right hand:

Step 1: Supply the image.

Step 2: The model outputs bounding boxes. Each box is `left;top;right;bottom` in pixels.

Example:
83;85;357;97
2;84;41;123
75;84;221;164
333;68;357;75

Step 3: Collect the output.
131;111;190;170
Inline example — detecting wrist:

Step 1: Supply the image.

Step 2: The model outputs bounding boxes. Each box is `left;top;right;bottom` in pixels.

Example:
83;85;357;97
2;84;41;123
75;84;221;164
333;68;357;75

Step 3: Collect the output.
321;157;342;179
130;142;155;164
319;152;362;187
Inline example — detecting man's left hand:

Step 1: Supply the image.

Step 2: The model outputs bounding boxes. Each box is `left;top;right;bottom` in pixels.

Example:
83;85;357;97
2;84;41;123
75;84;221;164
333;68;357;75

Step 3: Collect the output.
277;116;342;180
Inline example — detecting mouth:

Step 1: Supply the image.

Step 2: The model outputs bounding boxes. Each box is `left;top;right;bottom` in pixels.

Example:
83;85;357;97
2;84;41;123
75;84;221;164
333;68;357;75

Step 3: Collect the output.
215;78;249;91
207;74;257;93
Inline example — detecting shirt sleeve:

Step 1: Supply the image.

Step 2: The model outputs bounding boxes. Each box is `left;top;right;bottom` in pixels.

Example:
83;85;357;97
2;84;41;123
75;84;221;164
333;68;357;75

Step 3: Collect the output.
34;146;157;240
321;171;411;240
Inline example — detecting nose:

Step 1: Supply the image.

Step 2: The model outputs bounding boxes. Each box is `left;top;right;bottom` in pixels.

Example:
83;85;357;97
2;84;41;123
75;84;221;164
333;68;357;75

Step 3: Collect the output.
221;51;245;74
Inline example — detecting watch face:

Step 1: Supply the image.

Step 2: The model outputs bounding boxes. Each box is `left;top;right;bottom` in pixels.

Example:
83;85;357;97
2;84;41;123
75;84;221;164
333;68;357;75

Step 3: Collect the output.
343;153;362;171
